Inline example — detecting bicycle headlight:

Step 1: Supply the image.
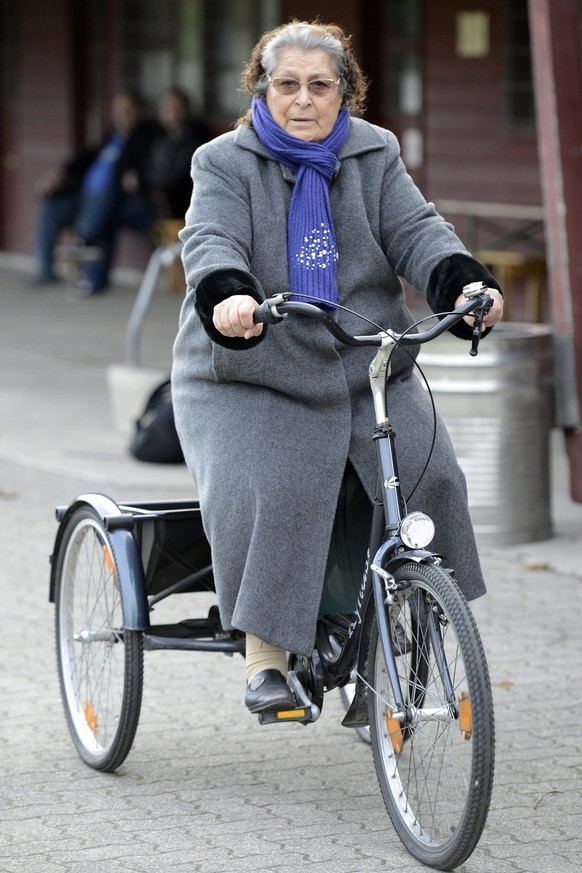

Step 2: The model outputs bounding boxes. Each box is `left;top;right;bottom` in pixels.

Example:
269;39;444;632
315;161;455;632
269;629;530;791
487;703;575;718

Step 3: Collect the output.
400;512;435;549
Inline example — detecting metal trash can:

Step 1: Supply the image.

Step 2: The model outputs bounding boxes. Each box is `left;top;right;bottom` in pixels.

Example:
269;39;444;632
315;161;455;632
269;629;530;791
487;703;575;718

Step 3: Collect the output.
418;322;554;546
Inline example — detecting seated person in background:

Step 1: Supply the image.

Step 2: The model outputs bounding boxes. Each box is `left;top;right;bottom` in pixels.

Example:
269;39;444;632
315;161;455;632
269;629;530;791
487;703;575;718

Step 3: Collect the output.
32;90;160;297
146;86;212;221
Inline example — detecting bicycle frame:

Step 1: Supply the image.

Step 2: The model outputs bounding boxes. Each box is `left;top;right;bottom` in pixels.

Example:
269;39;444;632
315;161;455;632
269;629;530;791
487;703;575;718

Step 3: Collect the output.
317;334;456;727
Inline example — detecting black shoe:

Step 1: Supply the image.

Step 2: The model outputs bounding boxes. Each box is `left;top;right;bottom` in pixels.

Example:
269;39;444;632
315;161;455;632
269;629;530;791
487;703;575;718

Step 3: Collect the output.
244;669;296;714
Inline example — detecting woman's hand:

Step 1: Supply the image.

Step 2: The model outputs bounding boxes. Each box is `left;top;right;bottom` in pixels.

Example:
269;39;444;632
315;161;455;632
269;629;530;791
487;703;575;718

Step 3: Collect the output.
212;295;264;340
455;287;504;329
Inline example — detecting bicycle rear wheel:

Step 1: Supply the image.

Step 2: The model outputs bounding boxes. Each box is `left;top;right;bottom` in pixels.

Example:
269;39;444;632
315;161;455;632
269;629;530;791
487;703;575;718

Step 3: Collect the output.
54;506;144;771
367;561;494;870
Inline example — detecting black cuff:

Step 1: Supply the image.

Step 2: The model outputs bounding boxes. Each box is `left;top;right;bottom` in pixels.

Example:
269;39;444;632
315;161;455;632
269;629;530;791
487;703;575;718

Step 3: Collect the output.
194;267;266;350
427;253;503;339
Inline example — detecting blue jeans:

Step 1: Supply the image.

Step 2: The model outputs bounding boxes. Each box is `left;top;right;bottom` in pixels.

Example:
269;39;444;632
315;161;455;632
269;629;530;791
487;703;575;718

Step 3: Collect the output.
35;194;78;280
35;187;157;289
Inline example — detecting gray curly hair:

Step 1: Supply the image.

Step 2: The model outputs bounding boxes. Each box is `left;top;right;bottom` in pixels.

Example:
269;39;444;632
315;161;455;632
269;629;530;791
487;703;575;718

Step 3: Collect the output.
236;20;368;125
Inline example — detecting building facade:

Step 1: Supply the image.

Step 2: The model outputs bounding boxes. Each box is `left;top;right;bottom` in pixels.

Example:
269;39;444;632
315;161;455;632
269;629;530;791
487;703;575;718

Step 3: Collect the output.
0;0;543;260
3;0;582;494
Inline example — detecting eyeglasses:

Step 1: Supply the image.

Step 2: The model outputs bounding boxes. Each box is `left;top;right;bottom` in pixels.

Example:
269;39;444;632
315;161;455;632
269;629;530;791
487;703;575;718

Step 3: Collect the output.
267;76;341;97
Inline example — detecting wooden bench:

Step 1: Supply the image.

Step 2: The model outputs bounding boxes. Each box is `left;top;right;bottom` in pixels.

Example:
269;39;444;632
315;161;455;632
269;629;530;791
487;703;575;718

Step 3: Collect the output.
435;199;545;250
476;249;546;322
150;219;185;294
434;200;547;322
54;219;185;293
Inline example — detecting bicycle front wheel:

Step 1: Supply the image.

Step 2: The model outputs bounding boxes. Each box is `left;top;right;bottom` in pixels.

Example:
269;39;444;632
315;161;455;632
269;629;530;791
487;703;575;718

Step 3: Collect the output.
54;506;144;771
367;561;494;871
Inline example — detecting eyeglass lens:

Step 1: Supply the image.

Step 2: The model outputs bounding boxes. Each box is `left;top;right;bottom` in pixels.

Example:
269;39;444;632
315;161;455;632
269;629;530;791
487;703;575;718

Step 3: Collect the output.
271;77;338;96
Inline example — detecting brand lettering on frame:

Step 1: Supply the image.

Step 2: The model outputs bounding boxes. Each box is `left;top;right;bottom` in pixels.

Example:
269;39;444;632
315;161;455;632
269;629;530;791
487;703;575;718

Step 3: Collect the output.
349;548;370;638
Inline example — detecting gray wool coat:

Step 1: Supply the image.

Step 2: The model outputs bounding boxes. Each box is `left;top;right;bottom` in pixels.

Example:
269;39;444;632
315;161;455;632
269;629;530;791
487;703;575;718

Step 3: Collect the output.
172;116;487;656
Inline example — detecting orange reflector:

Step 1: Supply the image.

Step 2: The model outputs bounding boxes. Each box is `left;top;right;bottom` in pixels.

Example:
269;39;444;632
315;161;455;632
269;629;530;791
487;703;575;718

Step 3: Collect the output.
84;701;99;732
458;691;472;739
103;545;115;576
387;711;404;753
275;709;306;720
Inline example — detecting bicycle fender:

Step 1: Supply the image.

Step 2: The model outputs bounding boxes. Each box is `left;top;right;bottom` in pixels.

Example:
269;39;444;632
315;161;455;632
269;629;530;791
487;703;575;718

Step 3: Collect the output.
383;548;442;574
49;493;150;631
106;526;150;630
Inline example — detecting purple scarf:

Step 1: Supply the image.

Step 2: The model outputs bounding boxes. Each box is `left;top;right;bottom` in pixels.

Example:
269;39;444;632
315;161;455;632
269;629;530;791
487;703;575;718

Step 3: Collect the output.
251;97;350;305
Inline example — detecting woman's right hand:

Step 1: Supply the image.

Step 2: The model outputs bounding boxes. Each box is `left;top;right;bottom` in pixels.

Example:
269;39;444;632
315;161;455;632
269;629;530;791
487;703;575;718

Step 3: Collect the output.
212;295;264;341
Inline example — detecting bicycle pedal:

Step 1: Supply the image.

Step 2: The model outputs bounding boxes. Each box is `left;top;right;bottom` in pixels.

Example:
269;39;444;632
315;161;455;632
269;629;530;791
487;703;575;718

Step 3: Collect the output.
257;670;321;725
257;702;319;725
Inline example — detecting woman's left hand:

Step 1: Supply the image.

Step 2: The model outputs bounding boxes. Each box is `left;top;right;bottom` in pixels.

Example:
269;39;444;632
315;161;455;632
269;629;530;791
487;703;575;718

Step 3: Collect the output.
455;287;504;329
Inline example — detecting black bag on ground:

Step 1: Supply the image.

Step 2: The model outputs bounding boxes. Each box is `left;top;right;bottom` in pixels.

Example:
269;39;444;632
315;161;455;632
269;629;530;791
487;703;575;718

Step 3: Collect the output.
128;379;185;464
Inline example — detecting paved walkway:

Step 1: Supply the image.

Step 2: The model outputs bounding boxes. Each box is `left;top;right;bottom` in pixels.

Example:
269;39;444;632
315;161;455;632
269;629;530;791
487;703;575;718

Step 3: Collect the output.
0;264;580;872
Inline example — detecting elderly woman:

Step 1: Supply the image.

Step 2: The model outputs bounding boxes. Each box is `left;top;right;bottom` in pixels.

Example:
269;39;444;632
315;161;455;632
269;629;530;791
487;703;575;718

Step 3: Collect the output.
172;21;503;715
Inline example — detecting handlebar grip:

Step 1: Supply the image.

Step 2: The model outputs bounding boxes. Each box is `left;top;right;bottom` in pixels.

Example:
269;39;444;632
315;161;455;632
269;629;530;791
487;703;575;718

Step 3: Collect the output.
253;299;285;325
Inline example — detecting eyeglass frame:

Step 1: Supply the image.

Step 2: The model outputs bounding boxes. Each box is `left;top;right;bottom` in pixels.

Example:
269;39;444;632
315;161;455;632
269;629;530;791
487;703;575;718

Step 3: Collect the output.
266;75;342;97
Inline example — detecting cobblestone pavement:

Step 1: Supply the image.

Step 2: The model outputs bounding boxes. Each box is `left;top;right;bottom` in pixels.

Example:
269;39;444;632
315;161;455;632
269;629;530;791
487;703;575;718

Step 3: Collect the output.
1;265;581;872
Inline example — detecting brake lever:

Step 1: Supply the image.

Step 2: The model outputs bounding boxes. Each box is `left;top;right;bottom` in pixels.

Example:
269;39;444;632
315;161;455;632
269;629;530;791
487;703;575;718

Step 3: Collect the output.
469;307;486;356
462;282;493;357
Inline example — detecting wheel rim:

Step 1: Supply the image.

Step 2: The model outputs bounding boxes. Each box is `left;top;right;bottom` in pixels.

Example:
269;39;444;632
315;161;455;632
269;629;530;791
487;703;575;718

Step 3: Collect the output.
57;517;127;759
372;583;474;851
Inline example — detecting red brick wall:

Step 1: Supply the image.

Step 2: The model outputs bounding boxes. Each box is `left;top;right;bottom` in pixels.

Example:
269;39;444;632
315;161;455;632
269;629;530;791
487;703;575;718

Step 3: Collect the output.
423;0;541;206
1;0;75;254
281;1;363;58
0;0;543;269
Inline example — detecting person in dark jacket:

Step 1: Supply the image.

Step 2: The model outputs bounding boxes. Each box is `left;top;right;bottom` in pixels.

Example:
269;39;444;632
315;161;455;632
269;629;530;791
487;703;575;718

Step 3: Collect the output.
172;21;504;715
32;90;160;296
146;86;212;220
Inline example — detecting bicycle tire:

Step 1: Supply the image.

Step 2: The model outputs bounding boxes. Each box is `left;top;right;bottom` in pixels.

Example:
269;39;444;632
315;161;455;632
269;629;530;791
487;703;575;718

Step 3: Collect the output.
367;560;494;870
54;506;144;771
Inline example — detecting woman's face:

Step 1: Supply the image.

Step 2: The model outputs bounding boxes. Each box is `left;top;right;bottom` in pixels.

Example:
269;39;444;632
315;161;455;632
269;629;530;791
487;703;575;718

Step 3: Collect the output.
265;48;342;142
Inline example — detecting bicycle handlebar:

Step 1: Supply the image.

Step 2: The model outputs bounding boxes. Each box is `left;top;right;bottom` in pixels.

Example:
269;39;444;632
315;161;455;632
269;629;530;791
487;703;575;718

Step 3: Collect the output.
253;285;494;354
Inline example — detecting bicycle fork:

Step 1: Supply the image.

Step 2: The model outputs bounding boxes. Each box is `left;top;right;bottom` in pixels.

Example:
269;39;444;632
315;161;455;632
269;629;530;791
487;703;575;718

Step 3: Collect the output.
370;559;460;735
